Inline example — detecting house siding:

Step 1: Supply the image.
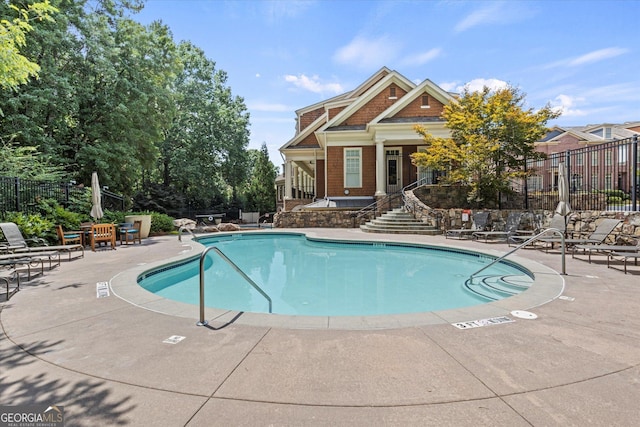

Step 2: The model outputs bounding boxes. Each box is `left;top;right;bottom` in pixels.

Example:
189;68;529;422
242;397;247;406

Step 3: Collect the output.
316;159;325;199
396;95;445;118
299;107;324;132
298;133;321;147
326;146;376;197
328;106;347;120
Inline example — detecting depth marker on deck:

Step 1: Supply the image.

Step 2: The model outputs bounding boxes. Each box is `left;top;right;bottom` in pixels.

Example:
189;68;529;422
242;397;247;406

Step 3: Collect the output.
452;316;514;329
96;282;110;298
163;335;186;344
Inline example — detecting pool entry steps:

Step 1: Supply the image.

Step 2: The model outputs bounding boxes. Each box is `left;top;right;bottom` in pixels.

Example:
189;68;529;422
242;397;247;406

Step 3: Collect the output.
360;208;439;235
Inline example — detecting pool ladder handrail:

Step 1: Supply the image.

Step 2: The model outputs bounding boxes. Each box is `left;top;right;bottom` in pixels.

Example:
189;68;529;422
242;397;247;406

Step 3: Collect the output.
198;246;273;326
468;228;566;283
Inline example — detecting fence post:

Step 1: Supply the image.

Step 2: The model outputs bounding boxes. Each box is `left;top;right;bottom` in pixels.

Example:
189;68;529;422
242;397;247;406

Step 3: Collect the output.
632;135;638;211
13;177;20;211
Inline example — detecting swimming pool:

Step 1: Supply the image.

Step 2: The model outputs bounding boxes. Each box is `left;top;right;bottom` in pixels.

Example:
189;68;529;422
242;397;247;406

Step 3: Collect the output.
138;232;534;317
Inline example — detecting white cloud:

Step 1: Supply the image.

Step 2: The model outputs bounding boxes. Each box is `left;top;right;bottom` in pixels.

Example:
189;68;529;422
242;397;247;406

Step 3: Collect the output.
568;47;629;66
456;79;509;92
333;35;399;69
401;48;442;67
454;1;533;33
542;47;630;70
284;74;344;94
438;81;460;92
551;94;587;117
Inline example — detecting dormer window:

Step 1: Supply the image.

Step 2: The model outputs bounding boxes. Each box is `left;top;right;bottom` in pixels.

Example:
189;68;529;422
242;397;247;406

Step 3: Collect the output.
421;94;430;108
604;127;612;139
389;86;397;99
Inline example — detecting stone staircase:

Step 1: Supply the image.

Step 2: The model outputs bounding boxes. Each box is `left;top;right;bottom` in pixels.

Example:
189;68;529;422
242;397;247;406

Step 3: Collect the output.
360;208;440;235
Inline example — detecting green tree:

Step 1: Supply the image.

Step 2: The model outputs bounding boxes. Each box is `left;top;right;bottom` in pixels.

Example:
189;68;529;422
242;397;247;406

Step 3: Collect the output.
0;0;57;90
243;143;277;213
153;42;249;214
411;86;559;206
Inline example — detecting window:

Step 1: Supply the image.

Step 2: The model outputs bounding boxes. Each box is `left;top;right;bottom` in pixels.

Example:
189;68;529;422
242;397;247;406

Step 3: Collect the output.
344;148;361;187
591;173;598;190
605;151;612;166
421;95;430;108
604;127;612;139
389;86;396;99
551;153;559;167
527;175;543;191
618;145;628;164
605;173;612;190
591;152;598;166
575;152;583;166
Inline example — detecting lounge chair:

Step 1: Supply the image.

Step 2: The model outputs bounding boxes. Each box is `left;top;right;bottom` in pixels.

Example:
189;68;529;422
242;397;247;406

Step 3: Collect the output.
508;214;567;247
473;212;523;243
445;212;490;239
573;238;640;263
0;252;54;280
538;218;621;252
607;250;640;274
0;222;84;261
89;223;116;251
1;267;20;300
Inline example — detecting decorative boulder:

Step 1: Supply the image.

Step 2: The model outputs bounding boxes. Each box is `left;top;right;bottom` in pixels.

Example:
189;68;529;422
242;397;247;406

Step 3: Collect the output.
217;222;241;232
173;218;196;230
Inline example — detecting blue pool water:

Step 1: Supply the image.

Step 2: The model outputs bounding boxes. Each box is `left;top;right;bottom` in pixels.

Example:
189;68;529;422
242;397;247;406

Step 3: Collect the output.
138;233;533;316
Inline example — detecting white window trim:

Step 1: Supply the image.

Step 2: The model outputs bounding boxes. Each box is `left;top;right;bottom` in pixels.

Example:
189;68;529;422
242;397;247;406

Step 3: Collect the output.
344;147;362;188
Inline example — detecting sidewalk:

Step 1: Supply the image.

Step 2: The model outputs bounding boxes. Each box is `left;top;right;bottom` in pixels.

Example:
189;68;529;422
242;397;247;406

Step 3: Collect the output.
1;231;639;426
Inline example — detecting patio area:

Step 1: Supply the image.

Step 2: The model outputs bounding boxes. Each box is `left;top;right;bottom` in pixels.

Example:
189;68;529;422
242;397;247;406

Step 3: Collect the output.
1;230;639;426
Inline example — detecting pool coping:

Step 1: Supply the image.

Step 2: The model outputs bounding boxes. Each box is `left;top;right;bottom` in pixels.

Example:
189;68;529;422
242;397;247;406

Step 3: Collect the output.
109;230;565;330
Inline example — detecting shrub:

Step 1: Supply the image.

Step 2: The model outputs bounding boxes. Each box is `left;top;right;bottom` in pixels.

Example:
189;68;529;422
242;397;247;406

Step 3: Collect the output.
1;212;54;244
149;212;175;233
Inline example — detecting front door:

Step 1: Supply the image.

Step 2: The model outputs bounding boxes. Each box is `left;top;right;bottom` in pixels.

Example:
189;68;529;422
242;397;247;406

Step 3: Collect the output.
386;148;402;193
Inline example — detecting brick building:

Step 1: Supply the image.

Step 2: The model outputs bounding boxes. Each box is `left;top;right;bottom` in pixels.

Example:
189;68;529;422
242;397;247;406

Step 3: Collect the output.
278;67;455;212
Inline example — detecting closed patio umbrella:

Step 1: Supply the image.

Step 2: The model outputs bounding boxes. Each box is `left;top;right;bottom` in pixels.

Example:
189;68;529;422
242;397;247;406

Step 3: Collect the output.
90;172;104;220
555;162;572;233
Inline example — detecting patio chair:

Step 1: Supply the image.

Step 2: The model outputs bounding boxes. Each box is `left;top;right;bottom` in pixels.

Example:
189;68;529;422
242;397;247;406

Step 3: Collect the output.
119;221;142;245
607;250;640;274
573;237;640;263
89;223;116;251
0;222;82;261
445;212;490;239
508;214;567;247
56;225;83;246
538;218;621;252
472;212;523;243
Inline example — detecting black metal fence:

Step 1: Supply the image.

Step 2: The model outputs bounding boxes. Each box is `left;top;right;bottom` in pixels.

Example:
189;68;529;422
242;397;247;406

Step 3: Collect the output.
0;176;125;214
516;135;638;212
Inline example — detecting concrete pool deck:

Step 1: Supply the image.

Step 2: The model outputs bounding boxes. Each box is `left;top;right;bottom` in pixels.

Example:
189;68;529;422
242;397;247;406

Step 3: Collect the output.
1;229;639;426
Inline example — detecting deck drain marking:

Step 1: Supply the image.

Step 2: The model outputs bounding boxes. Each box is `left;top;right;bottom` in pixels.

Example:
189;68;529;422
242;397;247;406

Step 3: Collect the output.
452;316;514;329
96;282;110;298
559;295;575;301
511;310;538;320
163;335;186;344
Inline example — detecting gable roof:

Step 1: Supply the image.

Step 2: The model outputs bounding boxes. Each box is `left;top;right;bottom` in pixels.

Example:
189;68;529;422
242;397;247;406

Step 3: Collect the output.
368;78;455;127
280;111;327;151
319;70;416;132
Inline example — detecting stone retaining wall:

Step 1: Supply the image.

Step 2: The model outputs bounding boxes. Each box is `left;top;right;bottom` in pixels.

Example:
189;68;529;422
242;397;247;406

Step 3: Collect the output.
273;210;361;228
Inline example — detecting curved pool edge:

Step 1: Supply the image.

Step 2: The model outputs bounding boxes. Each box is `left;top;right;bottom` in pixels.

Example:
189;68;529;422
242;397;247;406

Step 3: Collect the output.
109;230;565;330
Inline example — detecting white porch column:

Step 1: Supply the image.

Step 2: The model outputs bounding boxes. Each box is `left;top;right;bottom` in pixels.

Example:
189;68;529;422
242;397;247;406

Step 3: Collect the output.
284;161;292;200
293;165;300;198
375;138;386;196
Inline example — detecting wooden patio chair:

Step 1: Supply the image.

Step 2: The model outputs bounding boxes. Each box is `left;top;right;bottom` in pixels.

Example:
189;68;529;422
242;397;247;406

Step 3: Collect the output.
89;223;116;251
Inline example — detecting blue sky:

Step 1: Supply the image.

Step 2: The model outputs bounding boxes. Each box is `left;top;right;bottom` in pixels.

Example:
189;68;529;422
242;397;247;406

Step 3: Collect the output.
133;0;640;168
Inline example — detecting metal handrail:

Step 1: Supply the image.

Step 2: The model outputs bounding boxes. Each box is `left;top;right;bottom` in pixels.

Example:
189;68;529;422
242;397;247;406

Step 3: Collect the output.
468;228;566;282
197;246;272;326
